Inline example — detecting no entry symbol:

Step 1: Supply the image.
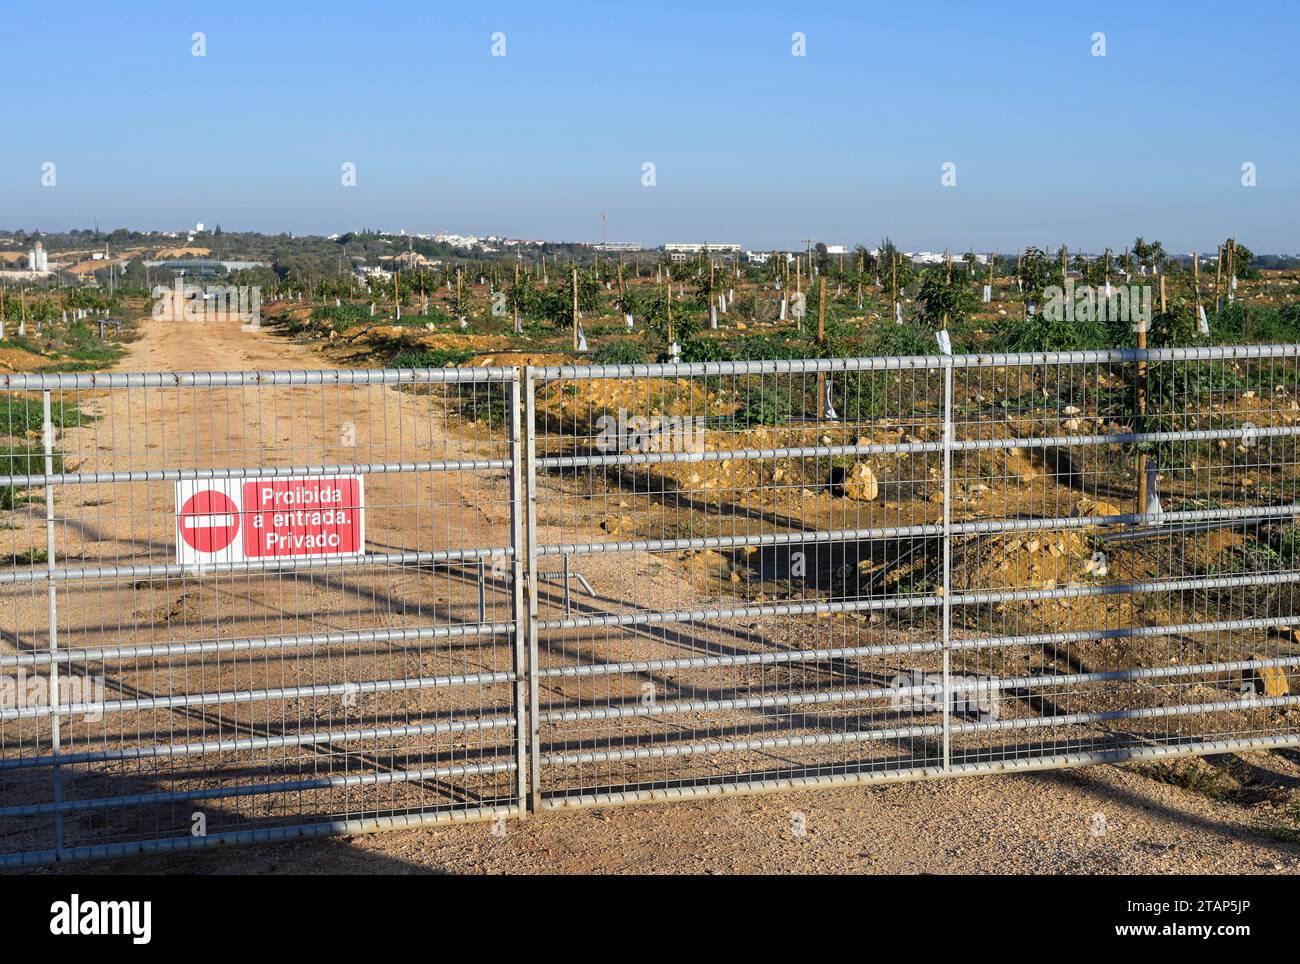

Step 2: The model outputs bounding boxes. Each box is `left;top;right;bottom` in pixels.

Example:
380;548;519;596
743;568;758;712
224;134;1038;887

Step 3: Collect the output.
178;488;240;553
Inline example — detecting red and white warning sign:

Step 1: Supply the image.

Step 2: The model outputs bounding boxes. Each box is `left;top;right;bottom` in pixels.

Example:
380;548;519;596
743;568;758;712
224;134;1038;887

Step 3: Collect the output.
178;487;242;556
176;477;364;567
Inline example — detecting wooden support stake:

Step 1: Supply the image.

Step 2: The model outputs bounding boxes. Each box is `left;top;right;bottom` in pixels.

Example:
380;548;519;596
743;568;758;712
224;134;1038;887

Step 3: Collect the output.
891;253;898;313
571;266;580;351
816;278;828;416
1215;245;1223;309
513;261;521;334
817;275;826;343
1192;252;1202;326
665;281;673;346
795;257;802;331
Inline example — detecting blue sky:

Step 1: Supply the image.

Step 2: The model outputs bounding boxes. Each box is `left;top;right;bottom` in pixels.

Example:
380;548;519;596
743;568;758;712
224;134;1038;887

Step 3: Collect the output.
1;0;1296;252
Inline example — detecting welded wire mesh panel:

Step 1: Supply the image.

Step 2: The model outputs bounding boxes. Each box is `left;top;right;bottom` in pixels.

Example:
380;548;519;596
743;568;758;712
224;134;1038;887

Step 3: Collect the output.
528;347;1300;809
527;358;951;805
947;348;1300;767
0;367;524;865
9;347;1300;863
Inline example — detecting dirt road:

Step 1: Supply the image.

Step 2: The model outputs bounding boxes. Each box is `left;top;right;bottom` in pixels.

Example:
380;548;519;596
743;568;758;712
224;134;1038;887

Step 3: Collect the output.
11;313;1300;874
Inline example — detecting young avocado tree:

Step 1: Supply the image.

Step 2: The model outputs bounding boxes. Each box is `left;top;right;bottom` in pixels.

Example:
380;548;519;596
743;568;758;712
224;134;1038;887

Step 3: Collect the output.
1221;238;1258;281
542;268;602;346
449;269;472;324
1132;237;1167;276
641;286;699;360
615;283;644;328
916;265;977;332
505;270;541;330
1016;247;1053;305
876;238;914;289
996;246;1105;351
693;259;726;328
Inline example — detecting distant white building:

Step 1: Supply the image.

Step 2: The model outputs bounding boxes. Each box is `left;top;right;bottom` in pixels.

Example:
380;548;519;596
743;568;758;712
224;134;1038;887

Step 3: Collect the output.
907;251;988;266
746;250;793;266
663;243;742;255
593;242;641;253
431;233;508;252
27;242;49;271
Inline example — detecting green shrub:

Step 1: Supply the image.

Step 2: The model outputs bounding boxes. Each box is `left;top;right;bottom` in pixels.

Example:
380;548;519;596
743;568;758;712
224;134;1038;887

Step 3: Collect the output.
0;398;94;437
735;385;790;427
1209;301;1248;342
592;342;647;365
388;348;475;368
869;322;936;357
835;370;889;420
1243;306;1300;344
680;339;735;363
1;444;63;510
310;302;370;332
992;310;1104;352
451;383;508;428
726;334;806;361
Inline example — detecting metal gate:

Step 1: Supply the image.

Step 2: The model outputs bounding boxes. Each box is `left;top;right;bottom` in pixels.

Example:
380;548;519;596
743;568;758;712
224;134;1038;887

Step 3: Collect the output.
4;345;1300;865
524;346;1300;810
1;367;525;865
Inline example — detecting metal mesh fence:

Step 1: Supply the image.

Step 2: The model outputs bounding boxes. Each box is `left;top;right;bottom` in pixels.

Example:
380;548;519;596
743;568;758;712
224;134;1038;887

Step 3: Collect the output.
526;346;1300;809
0;367;525;865
4;345;1300;864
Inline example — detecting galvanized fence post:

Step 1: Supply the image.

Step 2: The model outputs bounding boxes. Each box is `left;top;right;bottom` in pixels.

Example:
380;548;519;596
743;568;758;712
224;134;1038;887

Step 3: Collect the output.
41;390;64;854
523;367;542;812
939;345;954;773
508;372;529;816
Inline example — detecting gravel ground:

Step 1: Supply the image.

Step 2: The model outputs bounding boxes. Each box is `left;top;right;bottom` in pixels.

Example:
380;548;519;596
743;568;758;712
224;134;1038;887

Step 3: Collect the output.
24;750;1300;874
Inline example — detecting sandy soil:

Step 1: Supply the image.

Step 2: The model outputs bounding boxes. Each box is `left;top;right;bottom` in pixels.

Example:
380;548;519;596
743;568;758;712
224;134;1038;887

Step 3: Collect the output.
34;750;1300;875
